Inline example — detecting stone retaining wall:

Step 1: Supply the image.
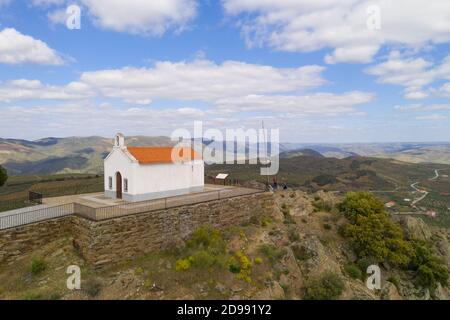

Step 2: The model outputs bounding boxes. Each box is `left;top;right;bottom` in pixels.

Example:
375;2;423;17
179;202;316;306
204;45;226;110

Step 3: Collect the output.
0;192;274;267
0;216;74;264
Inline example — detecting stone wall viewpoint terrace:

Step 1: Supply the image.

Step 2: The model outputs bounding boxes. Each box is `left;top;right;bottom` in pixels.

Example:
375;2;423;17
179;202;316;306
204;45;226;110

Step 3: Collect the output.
0;192;274;267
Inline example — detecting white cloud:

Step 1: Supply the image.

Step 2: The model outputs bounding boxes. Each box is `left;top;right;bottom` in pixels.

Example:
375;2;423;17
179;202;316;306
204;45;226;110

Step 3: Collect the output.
0;28;64;65
366;51;450;99
223;0;450;63
415;114;447;121
438;83;450;97
0;59;374;134
0;60;326;103
0;79;92;102
214;91;374;115
41;0;196;36
30;0;66;6
47;8;69;25
32;0;198;35
0;103;207;139
395;104;450;111
78;60;326;103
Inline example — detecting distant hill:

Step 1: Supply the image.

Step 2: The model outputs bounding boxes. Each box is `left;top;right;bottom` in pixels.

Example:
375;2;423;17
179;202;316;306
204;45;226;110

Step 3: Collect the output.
280;142;450;164
1;135;450;175
0;136;173;175
280;149;324;158
206;153;450;193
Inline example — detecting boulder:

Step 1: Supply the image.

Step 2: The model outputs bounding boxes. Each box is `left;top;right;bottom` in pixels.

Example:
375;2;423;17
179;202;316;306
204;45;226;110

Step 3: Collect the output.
396;216;432;241
291;236;341;277
381;282;402;300
433;283;450;300
253;282;285;300
343;281;378;300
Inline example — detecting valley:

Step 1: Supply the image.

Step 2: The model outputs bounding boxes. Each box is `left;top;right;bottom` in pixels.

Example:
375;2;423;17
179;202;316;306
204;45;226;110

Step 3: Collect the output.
0;136;449;228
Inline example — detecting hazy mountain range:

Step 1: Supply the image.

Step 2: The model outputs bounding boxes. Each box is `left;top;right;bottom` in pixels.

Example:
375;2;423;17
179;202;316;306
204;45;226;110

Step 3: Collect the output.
0;136;449;175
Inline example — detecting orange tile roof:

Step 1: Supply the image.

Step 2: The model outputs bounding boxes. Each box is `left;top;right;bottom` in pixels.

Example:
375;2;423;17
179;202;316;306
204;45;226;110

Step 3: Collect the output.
127;146;201;164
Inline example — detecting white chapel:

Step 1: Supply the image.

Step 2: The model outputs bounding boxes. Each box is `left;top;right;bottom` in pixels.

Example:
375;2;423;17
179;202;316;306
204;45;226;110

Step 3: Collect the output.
104;133;204;202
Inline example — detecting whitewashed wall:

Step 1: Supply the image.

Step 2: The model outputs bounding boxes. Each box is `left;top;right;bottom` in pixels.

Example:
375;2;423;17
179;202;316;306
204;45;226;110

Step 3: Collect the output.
104;148;204;201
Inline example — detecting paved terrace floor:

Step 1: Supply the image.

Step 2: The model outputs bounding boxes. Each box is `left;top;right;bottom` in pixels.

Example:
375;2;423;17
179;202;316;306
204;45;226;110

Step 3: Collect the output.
42;184;247;208
0;185;263;230
0;204;50;217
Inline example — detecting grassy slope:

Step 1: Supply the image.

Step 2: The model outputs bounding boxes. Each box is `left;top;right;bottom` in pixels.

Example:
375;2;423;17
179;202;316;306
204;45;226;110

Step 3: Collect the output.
1;190;447;300
0;191;364;300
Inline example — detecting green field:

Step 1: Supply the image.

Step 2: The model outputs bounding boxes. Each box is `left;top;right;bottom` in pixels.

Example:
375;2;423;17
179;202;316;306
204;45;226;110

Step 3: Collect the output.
0;174;104;212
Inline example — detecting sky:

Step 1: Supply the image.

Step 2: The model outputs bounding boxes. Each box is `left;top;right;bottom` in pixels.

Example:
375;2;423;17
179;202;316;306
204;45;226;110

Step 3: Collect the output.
0;0;449;143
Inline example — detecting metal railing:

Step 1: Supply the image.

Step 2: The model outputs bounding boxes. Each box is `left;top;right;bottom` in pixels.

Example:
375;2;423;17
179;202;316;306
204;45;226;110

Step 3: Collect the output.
0;188;264;230
0;203;74;230
91;188;263;221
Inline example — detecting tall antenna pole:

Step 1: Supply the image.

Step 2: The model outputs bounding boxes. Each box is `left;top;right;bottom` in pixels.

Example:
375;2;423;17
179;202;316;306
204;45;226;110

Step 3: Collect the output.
262;120;270;187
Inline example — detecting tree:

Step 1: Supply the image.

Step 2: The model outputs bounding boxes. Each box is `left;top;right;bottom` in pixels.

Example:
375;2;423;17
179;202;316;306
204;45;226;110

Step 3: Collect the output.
340;192;413;267
0;165;7;187
410;240;449;288
338;191;385;222
343;213;413;266
340;191;449;288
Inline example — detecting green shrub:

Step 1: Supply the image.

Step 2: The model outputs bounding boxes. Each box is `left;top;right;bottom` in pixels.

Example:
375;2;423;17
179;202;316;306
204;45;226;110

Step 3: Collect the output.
323;223;332;230
409;240;449;289
338;192;385;222
341;192;413;267
228;257;241;273
83;278;102;297
134;267;144;275
30;259;47;276
258;244;287;263
341;193;448;289
313;199;332;212
344;263;362;280
190;250;217;268
343;213;413;266
49;292;62;300
175;258;191;272
249;215;260;225
187;226;225;253
283;213;296;225
254;257;263;264
228;251;253;282
356;257;378;273
23;292;43;300
387;276;400;289
235;251;253;283
0;166;7;187
288;228;300;242
291;244;313;261
176;226;227;271
281;205;296;224
261;217;273;227
304;273;345;300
